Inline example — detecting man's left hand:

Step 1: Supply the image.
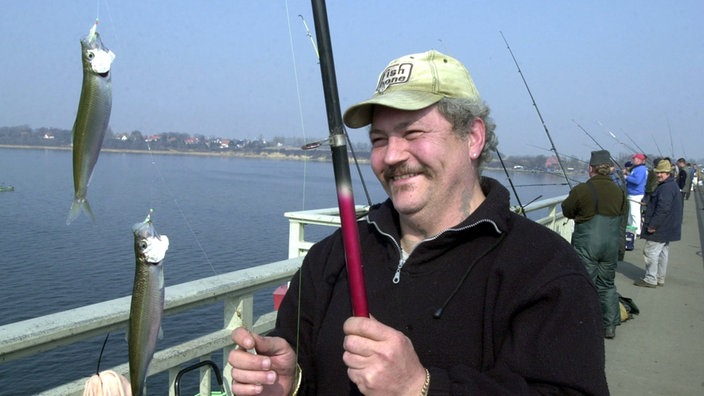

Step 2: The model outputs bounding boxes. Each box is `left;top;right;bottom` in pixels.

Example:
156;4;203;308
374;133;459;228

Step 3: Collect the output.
343;316;427;396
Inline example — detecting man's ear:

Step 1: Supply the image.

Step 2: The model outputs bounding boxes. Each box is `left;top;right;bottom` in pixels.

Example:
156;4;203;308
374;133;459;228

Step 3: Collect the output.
468;117;486;159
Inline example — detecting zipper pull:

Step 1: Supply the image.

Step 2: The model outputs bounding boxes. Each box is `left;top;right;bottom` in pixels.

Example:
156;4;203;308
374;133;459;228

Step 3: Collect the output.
392;256;406;284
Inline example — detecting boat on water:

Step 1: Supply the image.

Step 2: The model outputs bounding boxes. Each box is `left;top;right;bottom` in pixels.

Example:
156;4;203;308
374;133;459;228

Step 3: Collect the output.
0;184;13;192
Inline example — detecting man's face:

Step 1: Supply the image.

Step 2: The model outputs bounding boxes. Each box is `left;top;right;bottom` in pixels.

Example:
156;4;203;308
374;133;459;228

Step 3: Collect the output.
368;105;479;220
656;171;670;183
632;157;644;165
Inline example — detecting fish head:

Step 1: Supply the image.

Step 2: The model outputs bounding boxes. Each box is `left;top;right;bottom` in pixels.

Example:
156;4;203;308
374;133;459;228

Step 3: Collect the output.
81;22;116;76
132;218;169;265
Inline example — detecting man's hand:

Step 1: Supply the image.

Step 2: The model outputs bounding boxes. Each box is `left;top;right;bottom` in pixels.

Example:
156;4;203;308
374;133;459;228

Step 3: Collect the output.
228;327;298;396
343;316;427;396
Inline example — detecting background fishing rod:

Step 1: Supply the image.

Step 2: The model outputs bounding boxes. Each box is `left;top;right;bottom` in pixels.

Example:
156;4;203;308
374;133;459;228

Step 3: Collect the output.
572;120;623;171
495;149;526;216
597;121;642;156
499;31;572;189
310;0;368;317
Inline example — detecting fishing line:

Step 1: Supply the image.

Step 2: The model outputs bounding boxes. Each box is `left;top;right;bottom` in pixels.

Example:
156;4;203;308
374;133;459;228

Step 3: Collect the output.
144;141;218;277
284;1;311;211
284;0;307;380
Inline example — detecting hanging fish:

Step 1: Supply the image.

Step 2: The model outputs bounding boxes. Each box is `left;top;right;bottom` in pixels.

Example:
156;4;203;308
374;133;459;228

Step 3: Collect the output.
67;21;115;225
128;210;169;396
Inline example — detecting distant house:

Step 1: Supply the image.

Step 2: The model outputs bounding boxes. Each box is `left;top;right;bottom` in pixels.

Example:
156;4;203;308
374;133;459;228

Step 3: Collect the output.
545;156;559;170
43;133;55;140
513;165;524;169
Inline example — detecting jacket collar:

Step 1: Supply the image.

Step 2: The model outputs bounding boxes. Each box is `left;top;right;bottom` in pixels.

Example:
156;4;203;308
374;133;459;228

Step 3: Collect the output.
365;176;510;240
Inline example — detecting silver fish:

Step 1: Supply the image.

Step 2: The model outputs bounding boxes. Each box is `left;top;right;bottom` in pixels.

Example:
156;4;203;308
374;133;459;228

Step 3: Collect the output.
67;21;115;224
128;210;169;396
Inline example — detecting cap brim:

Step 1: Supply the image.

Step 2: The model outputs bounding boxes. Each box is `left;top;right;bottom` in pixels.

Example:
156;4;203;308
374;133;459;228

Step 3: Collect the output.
343;91;444;129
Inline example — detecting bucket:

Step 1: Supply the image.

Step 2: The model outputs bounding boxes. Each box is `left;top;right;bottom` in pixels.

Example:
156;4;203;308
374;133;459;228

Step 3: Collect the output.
625;226;637;251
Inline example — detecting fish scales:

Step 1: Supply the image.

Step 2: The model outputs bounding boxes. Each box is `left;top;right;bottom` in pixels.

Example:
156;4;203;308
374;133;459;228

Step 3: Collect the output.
67;22;115;224
128;213;169;396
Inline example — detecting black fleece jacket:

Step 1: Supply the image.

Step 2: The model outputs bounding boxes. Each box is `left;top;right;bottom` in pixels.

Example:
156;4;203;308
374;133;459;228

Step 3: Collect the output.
272;177;608;395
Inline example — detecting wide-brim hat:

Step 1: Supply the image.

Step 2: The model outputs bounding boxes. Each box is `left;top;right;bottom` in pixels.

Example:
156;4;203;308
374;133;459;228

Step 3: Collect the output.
343;50;481;128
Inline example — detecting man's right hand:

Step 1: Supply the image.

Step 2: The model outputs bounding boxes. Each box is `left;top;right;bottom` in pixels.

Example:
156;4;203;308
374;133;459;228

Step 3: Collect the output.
228;327;298;396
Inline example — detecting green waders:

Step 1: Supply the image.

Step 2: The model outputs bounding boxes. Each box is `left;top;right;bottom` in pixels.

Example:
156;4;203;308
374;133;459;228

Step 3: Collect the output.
571;214;622;329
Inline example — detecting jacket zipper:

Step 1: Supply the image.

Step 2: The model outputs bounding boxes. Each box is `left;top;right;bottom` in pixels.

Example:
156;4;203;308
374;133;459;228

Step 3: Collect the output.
367;215;502;284
392;255;406;284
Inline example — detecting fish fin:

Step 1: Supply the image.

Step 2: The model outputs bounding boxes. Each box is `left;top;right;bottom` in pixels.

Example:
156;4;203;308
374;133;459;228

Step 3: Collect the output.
66;198;96;225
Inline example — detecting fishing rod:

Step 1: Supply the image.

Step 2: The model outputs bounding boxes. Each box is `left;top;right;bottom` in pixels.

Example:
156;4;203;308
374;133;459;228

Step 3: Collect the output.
495;149;526;216
667;118;674;159
529;142;589;166
597;121;640;155
500;32;572;189
298;14;319;60
624;132;647;156
571;120;622;171
298;13;372;207
310;0;368;317
651;135;664;157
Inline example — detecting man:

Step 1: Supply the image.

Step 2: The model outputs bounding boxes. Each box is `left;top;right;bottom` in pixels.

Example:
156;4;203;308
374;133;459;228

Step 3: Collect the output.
562;150;628;339
228;50;608;395
676;158;687;194
676;158;694;201
634;159;683;287
624;153;648;236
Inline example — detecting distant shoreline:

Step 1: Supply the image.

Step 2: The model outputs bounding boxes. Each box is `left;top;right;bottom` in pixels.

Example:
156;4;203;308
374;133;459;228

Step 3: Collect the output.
0;144;353;162
0;144;585;176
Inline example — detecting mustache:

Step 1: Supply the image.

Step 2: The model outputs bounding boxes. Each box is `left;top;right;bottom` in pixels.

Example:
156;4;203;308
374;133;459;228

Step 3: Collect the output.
383;165;427;180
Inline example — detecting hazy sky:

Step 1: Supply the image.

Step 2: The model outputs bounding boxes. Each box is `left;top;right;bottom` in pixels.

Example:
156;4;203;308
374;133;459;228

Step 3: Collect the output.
1;0;702;160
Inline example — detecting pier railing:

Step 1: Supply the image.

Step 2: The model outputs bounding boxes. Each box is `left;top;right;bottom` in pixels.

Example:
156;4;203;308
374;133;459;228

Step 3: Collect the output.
284;195;573;258
0;196;571;395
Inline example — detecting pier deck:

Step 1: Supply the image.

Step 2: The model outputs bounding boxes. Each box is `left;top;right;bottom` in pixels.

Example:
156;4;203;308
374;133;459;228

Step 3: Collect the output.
605;189;704;395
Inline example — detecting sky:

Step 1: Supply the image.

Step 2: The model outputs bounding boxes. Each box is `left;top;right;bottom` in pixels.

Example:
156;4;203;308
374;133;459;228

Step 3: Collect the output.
1;0;703;161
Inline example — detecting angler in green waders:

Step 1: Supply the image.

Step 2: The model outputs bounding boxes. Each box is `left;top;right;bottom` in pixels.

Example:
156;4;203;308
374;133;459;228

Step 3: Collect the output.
562;150;629;339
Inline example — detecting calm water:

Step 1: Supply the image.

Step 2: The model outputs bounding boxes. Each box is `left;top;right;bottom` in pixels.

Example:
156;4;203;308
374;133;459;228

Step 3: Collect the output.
0;147;577;394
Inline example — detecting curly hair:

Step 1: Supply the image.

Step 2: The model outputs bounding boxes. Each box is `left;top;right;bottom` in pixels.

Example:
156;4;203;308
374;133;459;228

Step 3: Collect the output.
436;97;498;168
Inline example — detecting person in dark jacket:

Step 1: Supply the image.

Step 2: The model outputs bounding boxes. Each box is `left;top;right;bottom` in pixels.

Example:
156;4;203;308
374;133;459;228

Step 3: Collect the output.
634;159;683;287
228;50;608;395
562;150;628;339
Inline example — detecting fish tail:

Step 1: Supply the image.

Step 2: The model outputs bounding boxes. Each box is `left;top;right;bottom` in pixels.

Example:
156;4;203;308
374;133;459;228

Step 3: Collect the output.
66;198;96;225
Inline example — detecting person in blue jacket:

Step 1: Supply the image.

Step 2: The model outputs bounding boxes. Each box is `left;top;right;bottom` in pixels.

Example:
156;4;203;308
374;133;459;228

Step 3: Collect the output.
624;153;648;236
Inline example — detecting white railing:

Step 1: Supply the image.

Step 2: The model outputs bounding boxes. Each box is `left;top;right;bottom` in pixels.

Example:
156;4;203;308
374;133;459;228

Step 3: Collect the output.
0;258;302;396
285;195;573;258
0;195;571;395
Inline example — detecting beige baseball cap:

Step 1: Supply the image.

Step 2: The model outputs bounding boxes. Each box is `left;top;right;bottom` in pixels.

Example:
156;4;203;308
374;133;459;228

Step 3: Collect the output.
343;50;480;128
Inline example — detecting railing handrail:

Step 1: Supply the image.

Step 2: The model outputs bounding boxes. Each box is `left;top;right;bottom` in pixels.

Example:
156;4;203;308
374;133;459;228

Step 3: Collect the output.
285;196;572;257
0;257;302;395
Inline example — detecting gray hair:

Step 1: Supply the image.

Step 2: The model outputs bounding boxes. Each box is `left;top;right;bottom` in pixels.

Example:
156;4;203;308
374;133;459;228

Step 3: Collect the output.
436;97;498;168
